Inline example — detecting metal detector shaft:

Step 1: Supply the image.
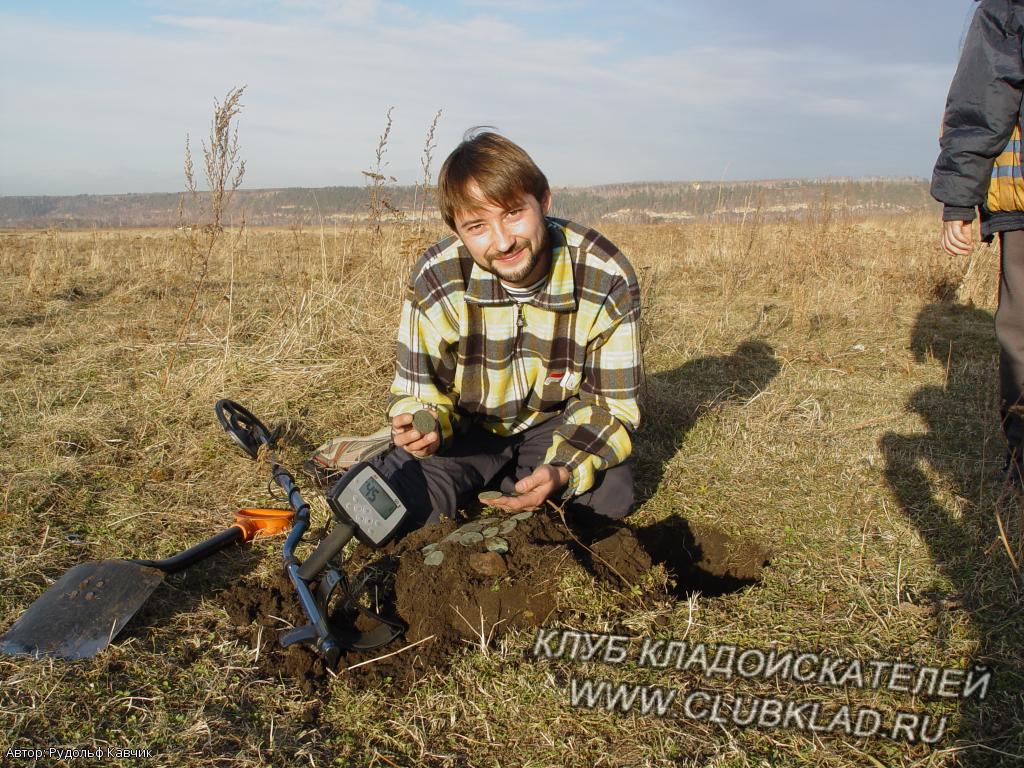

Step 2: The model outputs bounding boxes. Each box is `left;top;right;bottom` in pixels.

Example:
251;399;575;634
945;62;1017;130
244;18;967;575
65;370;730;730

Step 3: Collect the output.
283;561;339;663
268;437;402;660
267;451;342;664
297;521;356;580
215;399;344;662
269;449;355;578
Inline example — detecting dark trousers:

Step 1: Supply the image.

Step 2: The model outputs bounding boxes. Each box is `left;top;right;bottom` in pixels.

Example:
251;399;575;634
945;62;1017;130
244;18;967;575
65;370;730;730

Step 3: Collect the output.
998;230;1024;454
369;414;635;527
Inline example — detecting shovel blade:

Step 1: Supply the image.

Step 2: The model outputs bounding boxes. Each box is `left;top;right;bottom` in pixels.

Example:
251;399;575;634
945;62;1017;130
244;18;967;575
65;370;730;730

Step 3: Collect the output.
0;560;165;660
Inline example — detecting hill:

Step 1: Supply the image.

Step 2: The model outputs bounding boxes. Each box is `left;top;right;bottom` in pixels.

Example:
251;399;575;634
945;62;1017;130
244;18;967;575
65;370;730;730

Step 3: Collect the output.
0;178;937;229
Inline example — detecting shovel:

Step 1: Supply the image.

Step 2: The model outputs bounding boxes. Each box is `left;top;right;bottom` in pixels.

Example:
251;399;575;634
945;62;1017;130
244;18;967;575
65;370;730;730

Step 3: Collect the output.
0;508;293;660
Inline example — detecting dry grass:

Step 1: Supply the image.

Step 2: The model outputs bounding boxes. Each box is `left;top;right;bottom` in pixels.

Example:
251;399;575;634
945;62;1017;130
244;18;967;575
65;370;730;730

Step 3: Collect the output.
0;209;1022;767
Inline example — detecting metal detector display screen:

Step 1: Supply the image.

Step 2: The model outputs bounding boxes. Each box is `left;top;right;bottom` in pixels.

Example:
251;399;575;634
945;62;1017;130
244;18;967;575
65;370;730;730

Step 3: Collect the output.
327;463;407;548
359;476;397;519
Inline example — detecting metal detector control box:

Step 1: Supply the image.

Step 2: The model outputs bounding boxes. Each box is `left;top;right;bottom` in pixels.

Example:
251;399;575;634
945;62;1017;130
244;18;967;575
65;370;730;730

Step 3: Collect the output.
325;462;408;548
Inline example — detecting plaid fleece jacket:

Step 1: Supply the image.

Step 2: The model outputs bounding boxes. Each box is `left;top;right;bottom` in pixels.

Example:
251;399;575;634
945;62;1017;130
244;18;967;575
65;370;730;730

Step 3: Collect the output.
387;217;641;496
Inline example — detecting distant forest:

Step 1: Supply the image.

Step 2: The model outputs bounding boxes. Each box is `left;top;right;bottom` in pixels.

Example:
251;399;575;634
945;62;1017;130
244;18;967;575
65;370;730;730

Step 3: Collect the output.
0;178;937;229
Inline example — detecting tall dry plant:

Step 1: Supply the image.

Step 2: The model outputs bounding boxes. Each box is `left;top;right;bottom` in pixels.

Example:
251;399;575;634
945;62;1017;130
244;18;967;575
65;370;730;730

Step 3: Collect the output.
412;109;443;237
164;86;247;389
400;109;445;267
362;107;402;260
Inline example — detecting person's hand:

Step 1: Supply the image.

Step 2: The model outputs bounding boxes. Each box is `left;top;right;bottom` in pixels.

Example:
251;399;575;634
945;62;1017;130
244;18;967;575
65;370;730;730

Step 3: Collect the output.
488;464;571;512
391;412;439;458
941;220;974;256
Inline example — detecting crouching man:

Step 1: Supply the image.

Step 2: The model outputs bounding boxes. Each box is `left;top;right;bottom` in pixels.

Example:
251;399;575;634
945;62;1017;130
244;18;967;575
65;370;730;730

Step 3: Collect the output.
371;129;641;527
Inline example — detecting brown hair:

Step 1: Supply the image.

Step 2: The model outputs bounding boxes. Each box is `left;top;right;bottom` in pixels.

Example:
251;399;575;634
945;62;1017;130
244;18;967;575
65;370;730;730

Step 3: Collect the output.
437;129;550;230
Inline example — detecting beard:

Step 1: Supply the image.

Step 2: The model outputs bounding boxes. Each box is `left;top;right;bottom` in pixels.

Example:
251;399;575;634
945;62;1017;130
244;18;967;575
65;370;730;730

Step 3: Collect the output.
486;230;550;285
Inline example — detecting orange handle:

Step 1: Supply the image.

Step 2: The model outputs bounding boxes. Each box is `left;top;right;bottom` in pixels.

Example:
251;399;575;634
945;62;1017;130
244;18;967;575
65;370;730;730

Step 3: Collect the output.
231;508;295;542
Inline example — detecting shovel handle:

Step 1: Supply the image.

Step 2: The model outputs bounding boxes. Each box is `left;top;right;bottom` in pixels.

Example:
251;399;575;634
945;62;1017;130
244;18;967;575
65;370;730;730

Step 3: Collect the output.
133;508;294;575
133;527;245;574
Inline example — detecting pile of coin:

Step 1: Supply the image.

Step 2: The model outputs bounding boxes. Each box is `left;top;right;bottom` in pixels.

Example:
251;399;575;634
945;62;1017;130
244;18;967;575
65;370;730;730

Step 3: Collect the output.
420;510;534;565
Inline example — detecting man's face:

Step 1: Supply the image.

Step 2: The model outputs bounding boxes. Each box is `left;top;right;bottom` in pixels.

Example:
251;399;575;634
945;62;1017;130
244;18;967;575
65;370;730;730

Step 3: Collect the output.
453;184;552;287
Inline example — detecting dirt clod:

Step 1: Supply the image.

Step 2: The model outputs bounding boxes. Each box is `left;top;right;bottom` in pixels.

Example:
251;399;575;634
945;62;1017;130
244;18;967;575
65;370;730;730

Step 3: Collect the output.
468;551;507;576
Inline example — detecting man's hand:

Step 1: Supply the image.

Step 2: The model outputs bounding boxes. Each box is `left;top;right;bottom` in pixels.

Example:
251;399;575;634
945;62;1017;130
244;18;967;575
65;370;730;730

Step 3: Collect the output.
489;464;571;512
391;412;439;458
941;220;974;256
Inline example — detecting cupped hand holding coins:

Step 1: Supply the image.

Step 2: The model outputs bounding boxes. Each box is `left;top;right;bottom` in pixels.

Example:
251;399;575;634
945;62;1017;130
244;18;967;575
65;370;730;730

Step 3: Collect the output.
479;464;571;514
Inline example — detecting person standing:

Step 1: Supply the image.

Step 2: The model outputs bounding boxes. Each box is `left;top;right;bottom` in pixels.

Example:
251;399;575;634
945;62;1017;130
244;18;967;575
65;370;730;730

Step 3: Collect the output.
932;0;1024;486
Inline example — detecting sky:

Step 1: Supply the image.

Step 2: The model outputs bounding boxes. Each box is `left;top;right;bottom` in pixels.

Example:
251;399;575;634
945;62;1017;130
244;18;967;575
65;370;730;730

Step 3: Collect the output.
0;0;979;195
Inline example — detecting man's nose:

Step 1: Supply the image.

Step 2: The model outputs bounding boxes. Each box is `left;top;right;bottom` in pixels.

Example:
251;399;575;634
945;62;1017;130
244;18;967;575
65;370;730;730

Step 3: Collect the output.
493;222;515;252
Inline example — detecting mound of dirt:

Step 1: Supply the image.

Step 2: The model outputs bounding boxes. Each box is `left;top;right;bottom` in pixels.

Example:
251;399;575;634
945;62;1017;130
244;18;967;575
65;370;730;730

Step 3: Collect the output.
220;511;769;693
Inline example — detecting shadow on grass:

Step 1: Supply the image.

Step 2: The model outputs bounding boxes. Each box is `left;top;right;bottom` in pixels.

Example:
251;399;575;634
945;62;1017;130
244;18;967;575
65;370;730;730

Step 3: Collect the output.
122;544;266;650
570;513;769;599
609;339;782;596
636;339;782;503
880;301;1024;766
634;515;768;598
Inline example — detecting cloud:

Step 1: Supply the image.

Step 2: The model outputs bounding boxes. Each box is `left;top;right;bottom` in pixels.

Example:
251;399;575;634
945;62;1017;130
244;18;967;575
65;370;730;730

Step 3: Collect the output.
0;1;956;194
283;0;383;22
461;0;587;12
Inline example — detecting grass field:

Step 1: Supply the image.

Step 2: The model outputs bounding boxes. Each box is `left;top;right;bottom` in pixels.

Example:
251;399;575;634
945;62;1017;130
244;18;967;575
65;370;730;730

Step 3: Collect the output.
1;211;1022;767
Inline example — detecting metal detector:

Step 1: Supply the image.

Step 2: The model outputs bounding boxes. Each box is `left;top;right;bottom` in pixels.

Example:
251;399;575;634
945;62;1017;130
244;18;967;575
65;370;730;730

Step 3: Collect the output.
214;400;406;667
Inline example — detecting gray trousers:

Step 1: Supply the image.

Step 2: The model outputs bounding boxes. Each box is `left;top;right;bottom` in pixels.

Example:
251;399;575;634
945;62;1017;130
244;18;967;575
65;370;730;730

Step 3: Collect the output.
998;230;1024;455
369;414;635;527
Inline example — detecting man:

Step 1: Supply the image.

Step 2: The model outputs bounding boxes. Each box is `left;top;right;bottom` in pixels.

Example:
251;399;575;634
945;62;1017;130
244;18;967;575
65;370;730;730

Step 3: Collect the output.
932;0;1024;487
370;130;641;526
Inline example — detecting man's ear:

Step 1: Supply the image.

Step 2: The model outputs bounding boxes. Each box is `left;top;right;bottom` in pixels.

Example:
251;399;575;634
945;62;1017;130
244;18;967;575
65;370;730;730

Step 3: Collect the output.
541;190;552;215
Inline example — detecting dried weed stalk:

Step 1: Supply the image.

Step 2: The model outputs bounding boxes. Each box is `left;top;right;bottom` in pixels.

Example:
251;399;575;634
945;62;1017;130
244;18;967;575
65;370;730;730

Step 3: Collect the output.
400;109;445;265
412;108;443;237
164;86;247;389
362;106;402;259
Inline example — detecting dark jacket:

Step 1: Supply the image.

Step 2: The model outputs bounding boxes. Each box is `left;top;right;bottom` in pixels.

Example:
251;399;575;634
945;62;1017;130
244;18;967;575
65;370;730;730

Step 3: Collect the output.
932;0;1024;239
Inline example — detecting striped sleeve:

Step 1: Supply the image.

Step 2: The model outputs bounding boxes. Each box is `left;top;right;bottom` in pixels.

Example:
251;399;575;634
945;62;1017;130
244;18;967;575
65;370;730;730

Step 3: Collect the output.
543;273;641;495
386;256;464;446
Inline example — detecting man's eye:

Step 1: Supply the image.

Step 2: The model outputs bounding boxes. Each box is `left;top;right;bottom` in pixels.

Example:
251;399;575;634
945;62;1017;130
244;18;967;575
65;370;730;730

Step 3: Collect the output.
506;208;523;218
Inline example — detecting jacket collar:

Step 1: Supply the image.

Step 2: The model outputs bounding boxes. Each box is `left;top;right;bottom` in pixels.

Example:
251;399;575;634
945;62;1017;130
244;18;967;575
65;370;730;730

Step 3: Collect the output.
463;220;577;311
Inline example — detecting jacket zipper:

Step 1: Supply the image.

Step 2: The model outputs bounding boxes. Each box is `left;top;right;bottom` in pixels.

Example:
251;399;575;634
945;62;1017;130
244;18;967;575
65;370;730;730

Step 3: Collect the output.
512;303;526;402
